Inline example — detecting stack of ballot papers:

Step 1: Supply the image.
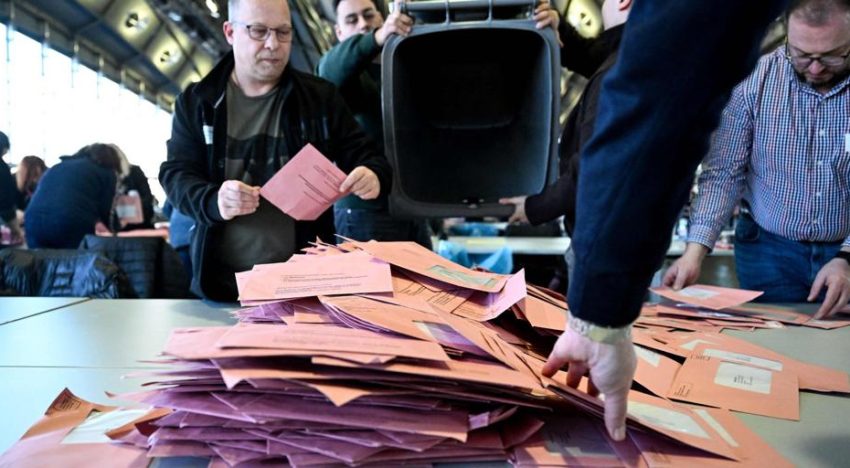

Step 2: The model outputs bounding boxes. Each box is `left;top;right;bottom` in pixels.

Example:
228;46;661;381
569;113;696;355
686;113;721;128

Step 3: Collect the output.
5;243;847;467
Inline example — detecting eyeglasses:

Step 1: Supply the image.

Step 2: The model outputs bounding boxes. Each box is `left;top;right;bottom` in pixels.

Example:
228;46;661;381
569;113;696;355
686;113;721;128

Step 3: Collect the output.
785;40;850;68
232;22;293;42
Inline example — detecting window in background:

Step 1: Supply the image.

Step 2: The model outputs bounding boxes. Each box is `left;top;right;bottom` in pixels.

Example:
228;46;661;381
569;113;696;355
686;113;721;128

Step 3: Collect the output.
0;22;172;207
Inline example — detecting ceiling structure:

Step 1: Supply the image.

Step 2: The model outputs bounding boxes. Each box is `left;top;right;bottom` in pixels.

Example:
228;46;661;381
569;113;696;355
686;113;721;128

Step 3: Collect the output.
0;0;335;110
0;0;228;109
1;0;783;112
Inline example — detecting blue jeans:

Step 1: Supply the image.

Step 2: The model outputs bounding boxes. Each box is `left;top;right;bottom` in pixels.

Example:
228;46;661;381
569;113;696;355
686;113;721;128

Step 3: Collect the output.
734;213;841;302
334;207;432;250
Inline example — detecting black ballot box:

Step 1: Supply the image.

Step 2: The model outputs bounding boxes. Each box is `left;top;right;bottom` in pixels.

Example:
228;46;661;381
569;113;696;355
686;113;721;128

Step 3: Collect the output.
382;0;561;218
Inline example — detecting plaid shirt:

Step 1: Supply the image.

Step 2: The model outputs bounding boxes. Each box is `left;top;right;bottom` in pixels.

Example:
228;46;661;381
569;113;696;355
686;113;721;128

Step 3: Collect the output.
689;47;850;249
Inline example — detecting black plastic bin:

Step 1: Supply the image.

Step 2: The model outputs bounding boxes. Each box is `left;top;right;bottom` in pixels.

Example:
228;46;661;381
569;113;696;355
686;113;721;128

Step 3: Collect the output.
383;0;560;218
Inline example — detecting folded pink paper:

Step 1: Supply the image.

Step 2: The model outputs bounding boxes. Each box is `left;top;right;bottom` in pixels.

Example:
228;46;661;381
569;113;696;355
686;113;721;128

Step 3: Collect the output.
260;143;348;221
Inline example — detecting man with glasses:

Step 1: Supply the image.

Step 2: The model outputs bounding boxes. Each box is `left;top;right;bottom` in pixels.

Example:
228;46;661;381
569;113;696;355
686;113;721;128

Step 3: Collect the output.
664;0;850;319
160;0;391;301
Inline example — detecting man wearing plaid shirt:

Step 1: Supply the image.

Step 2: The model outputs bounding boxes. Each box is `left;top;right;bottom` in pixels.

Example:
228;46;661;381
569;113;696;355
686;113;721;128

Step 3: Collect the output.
664;0;850;319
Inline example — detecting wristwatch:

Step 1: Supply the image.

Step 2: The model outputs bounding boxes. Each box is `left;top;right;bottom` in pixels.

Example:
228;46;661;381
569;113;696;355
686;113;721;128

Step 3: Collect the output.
835;250;850;265
568;313;632;344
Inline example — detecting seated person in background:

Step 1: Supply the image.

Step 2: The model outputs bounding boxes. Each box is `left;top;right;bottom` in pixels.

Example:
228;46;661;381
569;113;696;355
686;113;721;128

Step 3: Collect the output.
0;131;23;244
113;145;155;231
25;143;125;249
663;0;850;319
317;0;432;248
14;155;47;211
160;0;391;301
499;0;633;276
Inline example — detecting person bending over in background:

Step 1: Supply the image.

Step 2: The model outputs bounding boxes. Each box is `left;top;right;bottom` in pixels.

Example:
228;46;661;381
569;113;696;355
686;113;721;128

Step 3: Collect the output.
25;143;125;249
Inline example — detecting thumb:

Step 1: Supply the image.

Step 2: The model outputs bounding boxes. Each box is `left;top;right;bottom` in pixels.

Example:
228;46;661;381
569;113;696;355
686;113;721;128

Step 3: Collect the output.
339;170;361;192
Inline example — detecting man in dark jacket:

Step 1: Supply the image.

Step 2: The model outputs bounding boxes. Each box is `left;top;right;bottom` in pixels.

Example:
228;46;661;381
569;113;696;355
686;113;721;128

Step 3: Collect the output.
316;0;431;248
159;0;391;301
541;0;787;442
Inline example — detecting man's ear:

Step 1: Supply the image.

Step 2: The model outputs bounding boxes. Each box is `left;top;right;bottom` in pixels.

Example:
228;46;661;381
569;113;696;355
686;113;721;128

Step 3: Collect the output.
335;23;343;41
223;21;236;45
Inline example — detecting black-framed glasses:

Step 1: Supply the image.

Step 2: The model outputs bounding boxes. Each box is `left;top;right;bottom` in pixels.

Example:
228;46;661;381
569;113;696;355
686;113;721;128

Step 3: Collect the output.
232;22;293;42
785;39;850;68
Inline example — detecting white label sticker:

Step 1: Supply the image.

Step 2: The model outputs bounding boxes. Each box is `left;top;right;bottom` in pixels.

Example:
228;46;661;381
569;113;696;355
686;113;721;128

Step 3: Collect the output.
845;133;850;153
696;310;735;318
678;287;719;299
702;348;783;371
693;409;739;448
61;408;151;444
203;124;214;145
680;338;715;351
635;345;661;367
115;204;140;218
714;361;772;394
628;401;710;439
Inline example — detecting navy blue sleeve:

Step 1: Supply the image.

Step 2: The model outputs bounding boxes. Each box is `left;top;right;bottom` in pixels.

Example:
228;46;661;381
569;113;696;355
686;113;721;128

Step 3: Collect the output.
0;160;17;223
567;0;788;327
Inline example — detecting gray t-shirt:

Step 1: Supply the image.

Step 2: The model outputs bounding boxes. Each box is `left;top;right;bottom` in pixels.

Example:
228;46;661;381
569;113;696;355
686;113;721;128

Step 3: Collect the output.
210;79;297;282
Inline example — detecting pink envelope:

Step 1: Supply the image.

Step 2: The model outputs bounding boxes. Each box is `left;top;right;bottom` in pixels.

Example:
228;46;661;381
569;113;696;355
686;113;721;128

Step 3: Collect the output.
238;252;393;301
667;351;800;420
0;389;150;468
259;143;348;221
650;285;763;310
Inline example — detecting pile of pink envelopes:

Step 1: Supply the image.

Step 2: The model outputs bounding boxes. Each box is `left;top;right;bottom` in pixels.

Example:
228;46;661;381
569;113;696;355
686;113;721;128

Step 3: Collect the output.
4;242;847;466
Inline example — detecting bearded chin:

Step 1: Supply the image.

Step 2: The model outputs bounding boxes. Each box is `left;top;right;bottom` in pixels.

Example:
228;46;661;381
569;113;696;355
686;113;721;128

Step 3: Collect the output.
797;68;850;89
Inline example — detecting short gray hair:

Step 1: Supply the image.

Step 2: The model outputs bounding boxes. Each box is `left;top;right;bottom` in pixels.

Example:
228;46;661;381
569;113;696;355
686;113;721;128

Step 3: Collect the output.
787;0;850;26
